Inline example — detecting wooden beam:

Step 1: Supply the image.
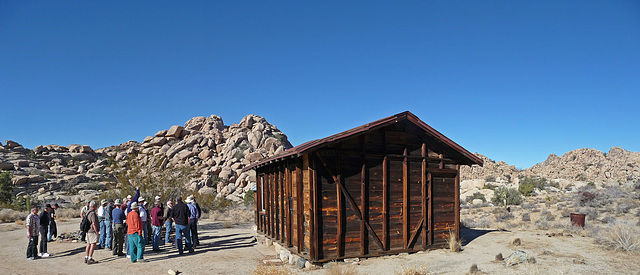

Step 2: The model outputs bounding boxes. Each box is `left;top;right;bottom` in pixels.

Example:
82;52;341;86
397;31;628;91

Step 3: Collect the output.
428;171;433;245
407;218;424;248
280;167;284;242
315;152;385;251
421;143;428;249
403;148;409;249
296;162;303;254
360;163;367;256
311;157;319;260
336;154;343;259
285;165;292;247
455;164;460;241
382;156;388;251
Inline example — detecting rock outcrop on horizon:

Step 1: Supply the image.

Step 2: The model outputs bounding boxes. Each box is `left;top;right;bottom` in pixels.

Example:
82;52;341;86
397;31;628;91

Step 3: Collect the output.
0;114;292;207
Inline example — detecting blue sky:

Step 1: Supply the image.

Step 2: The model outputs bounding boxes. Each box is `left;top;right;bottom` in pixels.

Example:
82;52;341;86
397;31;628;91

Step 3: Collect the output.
1;1;639;169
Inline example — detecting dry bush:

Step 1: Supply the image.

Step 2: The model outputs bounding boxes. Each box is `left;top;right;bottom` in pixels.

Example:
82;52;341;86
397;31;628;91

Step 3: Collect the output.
395;264;432;275
0;208;26;223
448;229;462;252
493;208;514;223
325;264;360;275
15;219;24;225
461;217;493;229
252;265;295;275
223;221;233;228
540;209;555;221
534;219;550;230
55;207;79;219
596;221;640;252
521;212;531;222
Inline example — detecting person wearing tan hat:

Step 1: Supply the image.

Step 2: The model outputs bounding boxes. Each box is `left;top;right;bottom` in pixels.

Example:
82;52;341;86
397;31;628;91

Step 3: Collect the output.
97;199;108;249
112;199;126;256
127;202;145;263
85;200;100;264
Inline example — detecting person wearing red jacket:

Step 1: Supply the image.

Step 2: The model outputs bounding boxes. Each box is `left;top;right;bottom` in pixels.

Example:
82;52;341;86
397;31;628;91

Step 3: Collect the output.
126;202;145;263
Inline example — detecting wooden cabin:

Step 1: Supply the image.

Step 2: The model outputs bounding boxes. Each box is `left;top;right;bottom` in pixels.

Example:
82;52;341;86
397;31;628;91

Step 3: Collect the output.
245;111;483;263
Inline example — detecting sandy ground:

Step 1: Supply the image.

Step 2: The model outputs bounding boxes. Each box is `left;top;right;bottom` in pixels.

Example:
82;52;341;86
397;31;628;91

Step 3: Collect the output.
1;219;639;275
0;218;276;275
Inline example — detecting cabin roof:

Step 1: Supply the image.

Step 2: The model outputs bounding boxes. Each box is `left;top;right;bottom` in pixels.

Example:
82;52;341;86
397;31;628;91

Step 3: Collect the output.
246;111;483;170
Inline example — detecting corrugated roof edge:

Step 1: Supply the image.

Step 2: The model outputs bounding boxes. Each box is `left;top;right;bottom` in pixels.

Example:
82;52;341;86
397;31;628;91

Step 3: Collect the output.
243;111;483;172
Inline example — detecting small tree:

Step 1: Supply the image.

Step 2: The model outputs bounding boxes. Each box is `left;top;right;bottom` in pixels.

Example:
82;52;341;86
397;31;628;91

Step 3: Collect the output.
0;172;14;204
492;187;523;206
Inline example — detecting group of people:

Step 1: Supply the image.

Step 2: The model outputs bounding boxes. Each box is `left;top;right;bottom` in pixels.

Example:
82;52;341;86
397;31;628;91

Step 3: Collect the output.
26;188;202;265
25;203;59;260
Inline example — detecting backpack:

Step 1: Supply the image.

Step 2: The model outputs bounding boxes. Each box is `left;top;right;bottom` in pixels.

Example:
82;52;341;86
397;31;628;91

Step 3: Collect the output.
80;210;94;233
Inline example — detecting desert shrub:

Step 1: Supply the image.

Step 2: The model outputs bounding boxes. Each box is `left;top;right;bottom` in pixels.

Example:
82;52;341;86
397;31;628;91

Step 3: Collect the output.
0;171;13;204
559;209;572;218
492;187;523;206
521;212;531;222
540;210;555;221
601;215;616;224
615;203;632;214
580;207;598;219
520;203;537;210
465;192;486;203
493;208;514;222
55;207;79;219
483;183;497;190
85;182;106;191
596;221;640;252
484;176;496;182
243;189;255;205
396;264;432;275
534;219;550;230
251;265;294;275
0;208;26;223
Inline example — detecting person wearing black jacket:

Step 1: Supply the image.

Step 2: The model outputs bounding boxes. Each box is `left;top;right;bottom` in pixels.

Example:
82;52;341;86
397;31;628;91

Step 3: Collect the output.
171;196;193;254
39;204;51;257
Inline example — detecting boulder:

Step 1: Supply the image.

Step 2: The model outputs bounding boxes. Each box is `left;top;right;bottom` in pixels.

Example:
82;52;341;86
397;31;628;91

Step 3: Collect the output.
0;162;14;170
198;149;213;160
17;160;29;167
34;145;47;154
155;129;168;137
166;125;184;138
27;175;45;183
12;175;29;185
4;140;22;149
245;152;264;163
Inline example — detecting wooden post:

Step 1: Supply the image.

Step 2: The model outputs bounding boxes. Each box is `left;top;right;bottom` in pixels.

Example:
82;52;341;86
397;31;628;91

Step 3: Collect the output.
296;162;303;254
403;148;409;249
455;164;460;241
382;156;388;250
421;143;427;249
285;165;292;247
360;163;367;256
279;167;284;242
311;157;319;260
428;171;433;245
336;154;343;258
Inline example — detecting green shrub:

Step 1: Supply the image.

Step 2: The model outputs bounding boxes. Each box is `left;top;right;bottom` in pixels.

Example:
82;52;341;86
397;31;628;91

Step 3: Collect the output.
243;189;255;205
518;176;555;196
492;187;523;206
0;172;13;204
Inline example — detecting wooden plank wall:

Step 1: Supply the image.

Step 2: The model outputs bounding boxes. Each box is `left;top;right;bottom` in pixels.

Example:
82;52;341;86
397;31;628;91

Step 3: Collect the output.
256;122;462;262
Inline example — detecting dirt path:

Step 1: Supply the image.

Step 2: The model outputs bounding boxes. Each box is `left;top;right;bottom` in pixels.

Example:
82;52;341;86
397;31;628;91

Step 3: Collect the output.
0;218;276;275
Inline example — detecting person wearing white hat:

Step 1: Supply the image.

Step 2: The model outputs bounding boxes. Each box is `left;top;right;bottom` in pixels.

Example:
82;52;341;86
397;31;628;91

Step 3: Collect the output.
138;197;149;244
186;196;200;248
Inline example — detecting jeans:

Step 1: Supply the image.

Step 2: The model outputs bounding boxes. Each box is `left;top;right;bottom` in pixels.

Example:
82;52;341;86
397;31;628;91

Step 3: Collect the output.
164;221;173;244
27;235;38;258
174;223;192;254
104;220;112;248
47;220;57;241
113;223;125;255
189;218;199;246
127;233;144;263
99;220;106;247
142;221;148;244
39;226;48;253
152;225;162;250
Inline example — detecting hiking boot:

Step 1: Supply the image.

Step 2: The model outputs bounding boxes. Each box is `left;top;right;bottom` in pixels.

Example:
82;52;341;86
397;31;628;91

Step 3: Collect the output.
86;259;97;264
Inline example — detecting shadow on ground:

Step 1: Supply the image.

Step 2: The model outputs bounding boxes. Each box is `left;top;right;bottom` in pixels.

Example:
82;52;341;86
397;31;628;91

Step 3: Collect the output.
460;228;505;246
